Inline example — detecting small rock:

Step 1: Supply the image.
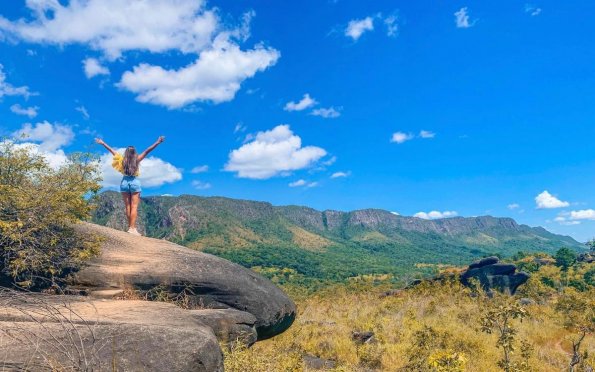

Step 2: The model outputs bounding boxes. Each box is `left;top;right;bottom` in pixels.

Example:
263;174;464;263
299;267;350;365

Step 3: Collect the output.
352;331;375;345
519;298;535;306
303;354;336;370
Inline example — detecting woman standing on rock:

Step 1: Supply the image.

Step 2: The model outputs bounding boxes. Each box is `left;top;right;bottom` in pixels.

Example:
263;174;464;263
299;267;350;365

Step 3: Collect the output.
95;136;165;236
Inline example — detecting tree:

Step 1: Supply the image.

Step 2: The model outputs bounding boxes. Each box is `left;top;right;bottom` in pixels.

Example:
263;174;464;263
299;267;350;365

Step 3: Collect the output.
479;294;530;372
587;238;595;253
0;140;101;288
554;248;576;272
555;288;595;371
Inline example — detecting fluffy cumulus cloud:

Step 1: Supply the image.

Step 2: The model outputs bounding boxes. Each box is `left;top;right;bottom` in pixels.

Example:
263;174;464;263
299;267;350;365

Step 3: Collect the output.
225;124;327;179
83;58;109;78
554;209;595;226
0;1;279;109
10;103;38;118
454;7;475;28
535;190;569;209
0;64;34;98
414;210;458;220
345;17;374;40
100;149;182;188
13;121;74;151
284;94;317;112
10;142;69;170
118;37;279;109
391;131;414;144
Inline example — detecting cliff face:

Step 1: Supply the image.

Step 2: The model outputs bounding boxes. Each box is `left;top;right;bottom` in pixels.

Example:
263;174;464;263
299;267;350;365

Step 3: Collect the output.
91;191;583;281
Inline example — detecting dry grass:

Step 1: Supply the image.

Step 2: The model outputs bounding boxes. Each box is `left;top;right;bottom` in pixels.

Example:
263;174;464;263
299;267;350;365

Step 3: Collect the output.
224;281;594;371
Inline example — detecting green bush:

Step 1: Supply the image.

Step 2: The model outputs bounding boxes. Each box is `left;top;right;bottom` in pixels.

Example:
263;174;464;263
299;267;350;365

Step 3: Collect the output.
0;141;101;288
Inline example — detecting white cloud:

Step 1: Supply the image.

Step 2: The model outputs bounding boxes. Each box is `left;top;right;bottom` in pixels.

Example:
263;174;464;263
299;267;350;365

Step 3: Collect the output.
118;37;280;109
191;165;209;173
419;130;435;139
345;17;374;41
525;4;542;16
225;124;327;179
507;203;520;210
391;211;400;215
0;64;34;98
454;7;475;28
0;0;218;60
311;106;341;118
100;149;182;188
192;180;211;190
384;15;398;37
289;179;317;188
569;209;595;221
13;121;74;151
234;123;247;133
10;142;69;170
83;58;109;78
0;1;279;109
289;179;306;187
284;94;317;112
10;104;38;118
322;156;337;166
331;171;350;179
391;131;414;144
75;105;90;119
414;210;458;220
535;190;569;209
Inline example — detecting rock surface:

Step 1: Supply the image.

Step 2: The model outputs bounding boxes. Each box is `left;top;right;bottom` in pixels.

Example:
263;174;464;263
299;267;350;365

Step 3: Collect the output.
0;294;223;371
460;256;530;294
71;222;296;340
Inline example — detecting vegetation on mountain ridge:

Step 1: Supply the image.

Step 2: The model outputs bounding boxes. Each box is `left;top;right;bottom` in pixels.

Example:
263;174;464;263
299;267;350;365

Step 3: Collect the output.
92;191;585;287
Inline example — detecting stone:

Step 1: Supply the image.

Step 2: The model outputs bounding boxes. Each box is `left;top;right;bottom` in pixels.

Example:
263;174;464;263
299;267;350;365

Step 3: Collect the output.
460;257;530;295
352;331;375;345
0;294;223;371
303;354;336;370
191;308;258;347
71;222;296;340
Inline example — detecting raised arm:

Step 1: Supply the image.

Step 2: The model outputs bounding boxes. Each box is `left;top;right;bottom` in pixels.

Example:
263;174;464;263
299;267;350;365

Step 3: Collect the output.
138;136;165;162
95;138;117;156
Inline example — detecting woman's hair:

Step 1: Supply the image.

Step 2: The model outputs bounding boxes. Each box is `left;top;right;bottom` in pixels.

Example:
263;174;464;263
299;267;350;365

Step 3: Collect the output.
123;146;139;176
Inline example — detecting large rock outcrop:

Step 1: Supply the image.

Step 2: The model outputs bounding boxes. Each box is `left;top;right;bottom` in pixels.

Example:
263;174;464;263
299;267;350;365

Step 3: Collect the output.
71;222;296;340
460;256;530;294
0;294;224;371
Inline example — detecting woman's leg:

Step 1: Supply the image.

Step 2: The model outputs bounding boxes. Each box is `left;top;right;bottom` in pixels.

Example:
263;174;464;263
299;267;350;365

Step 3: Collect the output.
130;192;141;229
121;192;132;227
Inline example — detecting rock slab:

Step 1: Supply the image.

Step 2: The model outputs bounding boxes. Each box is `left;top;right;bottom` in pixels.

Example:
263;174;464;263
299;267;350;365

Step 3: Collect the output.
0;294;224;371
71;222;296;340
460;256;530;294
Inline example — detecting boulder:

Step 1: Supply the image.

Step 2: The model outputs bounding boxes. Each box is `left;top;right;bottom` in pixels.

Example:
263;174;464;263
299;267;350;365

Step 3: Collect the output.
192;308;258;347
460;256;529;294
70;222;296;340
0;294;223;371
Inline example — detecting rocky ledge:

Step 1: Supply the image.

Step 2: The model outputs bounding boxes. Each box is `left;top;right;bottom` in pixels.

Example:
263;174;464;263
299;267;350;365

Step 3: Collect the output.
0;223;297;371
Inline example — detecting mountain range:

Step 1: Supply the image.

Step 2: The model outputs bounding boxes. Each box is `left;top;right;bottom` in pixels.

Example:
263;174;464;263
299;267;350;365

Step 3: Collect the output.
91;191;583;284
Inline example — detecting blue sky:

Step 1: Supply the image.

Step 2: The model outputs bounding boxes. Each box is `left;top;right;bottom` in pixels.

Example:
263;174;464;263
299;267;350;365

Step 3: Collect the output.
0;0;594;241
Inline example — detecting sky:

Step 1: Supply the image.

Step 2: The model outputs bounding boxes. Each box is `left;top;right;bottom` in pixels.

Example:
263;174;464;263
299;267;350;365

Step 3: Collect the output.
0;0;594;242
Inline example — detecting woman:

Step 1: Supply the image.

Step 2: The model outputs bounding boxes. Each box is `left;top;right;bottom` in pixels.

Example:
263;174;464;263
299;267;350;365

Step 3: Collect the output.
95;136;165;236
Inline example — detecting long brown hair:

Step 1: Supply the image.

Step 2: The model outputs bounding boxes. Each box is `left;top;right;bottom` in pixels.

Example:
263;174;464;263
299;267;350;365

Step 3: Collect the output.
123;146;139;176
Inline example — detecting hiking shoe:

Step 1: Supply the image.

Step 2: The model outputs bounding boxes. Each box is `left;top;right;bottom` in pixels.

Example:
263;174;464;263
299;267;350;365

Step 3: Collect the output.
127;228;141;236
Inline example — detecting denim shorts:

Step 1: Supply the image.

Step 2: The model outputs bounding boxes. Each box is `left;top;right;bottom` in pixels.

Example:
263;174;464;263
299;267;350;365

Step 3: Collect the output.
120;176;142;194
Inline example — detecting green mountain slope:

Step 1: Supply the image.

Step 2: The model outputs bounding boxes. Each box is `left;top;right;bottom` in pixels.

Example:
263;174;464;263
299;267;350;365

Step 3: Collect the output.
91;191;584;283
